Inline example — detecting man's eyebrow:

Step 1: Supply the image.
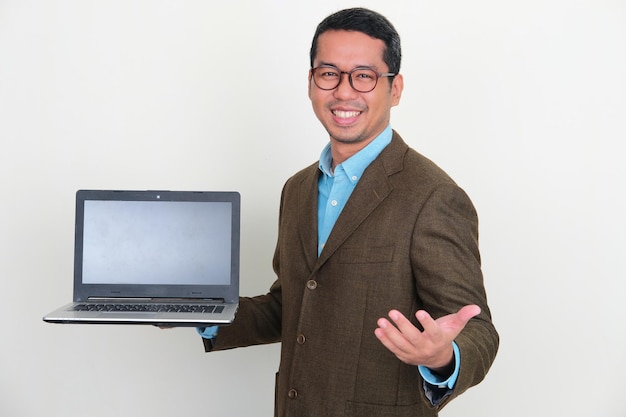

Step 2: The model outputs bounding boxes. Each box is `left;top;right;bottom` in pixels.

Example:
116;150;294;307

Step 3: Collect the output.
315;61;338;68
315;62;379;70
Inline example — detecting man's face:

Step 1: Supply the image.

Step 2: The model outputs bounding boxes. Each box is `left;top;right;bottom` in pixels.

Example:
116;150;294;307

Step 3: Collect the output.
309;30;403;148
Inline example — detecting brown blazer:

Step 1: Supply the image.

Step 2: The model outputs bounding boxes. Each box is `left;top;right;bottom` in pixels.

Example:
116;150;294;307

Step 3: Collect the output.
205;131;499;417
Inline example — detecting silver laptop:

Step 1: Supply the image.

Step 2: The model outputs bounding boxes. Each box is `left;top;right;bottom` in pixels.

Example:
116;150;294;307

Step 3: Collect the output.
43;189;240;327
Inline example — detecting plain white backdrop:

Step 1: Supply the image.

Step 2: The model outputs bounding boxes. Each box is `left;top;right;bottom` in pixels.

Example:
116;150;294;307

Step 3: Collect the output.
1;1;624;416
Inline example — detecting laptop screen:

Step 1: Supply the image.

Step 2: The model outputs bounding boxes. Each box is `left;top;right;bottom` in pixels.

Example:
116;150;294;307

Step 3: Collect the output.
82;200;232;286
73;190;240;302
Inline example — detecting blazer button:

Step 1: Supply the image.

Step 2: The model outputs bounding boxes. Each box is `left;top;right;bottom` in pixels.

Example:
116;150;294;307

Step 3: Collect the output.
297;334;306;344
288;389;298;399
306;280;317;290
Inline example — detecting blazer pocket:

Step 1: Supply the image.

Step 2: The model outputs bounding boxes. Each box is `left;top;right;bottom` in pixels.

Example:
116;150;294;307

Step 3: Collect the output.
338;245;394;264
345;400;429;417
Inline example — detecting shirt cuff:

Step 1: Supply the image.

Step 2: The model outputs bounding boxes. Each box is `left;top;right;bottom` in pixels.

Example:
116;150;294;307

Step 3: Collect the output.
418;341;461;390
196;326;219;339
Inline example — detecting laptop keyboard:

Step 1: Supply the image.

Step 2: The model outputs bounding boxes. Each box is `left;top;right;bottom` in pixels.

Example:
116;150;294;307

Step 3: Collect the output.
72;303;224;313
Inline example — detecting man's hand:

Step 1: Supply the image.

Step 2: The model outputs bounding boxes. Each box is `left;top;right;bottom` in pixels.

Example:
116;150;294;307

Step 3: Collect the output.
374;305;480;372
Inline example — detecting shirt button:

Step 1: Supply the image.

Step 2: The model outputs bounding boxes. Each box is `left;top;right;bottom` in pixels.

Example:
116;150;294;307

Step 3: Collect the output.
306;280;318;290
351;175;357;181
297;334;306;344
288;389;298;399
331;200;338;206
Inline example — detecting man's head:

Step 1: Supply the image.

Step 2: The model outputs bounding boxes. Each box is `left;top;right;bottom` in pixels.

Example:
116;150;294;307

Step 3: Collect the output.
310;8;402;76
308;8;404;156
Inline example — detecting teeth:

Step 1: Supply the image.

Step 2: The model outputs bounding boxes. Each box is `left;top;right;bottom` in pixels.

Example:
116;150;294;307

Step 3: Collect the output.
333;110;360;118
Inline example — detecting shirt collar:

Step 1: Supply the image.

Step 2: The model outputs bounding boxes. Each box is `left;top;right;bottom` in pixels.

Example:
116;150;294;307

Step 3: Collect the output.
318;125;393;182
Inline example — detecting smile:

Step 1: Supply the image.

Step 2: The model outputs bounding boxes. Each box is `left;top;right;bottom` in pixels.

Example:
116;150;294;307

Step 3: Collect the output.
333;110;361;119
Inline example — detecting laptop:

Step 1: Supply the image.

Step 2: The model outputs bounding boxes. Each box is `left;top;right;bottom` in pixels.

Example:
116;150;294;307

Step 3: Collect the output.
43;189;240;327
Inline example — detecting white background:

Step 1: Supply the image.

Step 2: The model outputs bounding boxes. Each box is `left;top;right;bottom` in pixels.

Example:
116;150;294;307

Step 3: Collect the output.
1;1;624;416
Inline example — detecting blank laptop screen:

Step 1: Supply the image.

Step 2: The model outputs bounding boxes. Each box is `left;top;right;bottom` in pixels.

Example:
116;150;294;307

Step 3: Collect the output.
81;200;232;286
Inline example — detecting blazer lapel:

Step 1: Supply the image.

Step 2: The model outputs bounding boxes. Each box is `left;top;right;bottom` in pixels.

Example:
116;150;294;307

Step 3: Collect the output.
296;165;321;272
314;132;408;271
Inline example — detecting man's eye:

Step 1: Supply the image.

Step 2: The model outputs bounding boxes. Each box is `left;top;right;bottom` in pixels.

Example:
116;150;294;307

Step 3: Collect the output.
354;71;375;80
321;71;339;78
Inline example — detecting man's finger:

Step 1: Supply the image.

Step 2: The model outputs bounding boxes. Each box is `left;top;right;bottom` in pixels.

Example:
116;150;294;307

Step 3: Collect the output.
456;304;481;325
375;317;410;353
415;309;437;334
388;309;425;340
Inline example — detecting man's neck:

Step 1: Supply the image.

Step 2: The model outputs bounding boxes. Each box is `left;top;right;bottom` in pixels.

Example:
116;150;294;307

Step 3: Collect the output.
330;137;376;169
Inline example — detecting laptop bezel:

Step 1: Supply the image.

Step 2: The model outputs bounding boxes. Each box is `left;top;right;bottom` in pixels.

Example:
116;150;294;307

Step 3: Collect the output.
72;189;240;304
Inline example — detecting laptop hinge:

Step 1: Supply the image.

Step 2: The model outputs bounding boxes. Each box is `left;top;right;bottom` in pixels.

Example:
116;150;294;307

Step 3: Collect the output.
85;297;225;303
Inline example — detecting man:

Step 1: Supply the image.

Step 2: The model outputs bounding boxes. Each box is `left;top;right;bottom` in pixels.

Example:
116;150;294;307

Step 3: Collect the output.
198;7;498;417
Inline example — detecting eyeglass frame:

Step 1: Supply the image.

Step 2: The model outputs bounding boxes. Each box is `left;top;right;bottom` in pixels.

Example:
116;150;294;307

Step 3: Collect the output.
310;65;397;93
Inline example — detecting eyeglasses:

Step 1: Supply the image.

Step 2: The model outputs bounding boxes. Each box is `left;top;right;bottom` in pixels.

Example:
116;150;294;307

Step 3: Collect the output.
311;65;396;93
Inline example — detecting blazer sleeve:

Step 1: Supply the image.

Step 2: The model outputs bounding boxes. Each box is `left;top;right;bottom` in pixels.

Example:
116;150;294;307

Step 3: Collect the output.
202;279;282;352
201;183;291;352
411;182;499;409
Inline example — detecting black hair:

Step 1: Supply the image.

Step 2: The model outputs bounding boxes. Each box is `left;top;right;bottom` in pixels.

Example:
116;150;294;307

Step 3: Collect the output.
309;7;402;74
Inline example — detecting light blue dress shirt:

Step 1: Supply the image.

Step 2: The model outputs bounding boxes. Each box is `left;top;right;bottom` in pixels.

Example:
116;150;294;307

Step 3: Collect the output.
317;125;393;255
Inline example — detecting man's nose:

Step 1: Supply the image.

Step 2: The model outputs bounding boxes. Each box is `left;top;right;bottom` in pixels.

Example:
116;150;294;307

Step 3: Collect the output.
334;72;358;98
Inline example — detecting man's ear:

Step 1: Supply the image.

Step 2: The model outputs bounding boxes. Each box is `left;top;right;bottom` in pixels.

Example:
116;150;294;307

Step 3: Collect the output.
307;70;313;100
391;73;404;107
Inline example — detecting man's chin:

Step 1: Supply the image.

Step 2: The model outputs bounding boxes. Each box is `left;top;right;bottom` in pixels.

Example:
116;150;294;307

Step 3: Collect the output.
331;136;364;145
327;128;367;145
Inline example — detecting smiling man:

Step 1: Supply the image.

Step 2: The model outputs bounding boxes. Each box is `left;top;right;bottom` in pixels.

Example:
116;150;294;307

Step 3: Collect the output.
196;8;499;417
309;29;403;158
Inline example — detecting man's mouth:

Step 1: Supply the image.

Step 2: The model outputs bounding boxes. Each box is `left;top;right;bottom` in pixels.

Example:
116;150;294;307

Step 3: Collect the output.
333;110;362;119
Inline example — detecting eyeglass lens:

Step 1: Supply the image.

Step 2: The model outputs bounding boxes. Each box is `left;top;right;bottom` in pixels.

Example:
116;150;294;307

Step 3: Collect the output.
313;67;380;93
